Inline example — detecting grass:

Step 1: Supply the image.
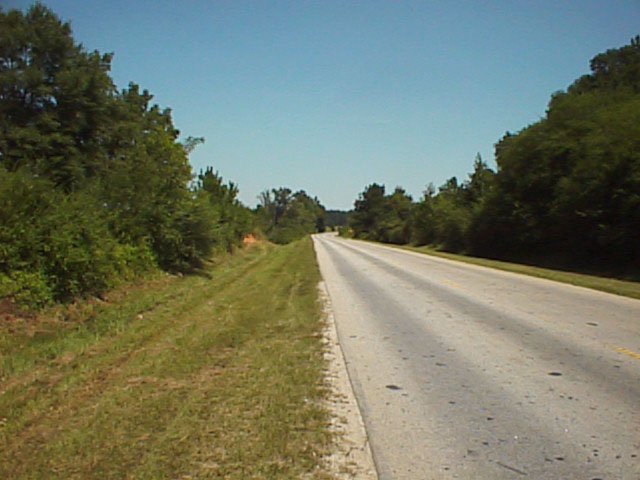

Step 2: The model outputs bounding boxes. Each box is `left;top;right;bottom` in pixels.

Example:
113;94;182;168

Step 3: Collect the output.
382;243;640;300
0;238;334;479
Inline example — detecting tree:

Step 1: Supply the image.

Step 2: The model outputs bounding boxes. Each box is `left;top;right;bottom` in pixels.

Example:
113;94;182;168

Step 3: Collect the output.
0;4;255;307
0;4;115;190
256;187;326;244
347;37;639;270
325;210;350;229
469;36;640;267
384;187;413;244
350;183;388;239
196;167;253;252
465;153;495;204
569;35;640;94
411;183;436;245
273;187;293;225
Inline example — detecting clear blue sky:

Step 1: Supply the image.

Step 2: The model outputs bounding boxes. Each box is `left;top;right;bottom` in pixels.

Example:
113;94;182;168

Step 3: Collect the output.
5;1;639;209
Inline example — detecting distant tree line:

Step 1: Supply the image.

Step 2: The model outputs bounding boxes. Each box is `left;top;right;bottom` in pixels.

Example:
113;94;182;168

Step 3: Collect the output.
350;37;640;272
255;187;326;244
0;5;252;308
325;210;350;229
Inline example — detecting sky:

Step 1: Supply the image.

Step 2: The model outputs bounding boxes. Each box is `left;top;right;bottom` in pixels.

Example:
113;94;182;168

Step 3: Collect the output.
5;1;640;209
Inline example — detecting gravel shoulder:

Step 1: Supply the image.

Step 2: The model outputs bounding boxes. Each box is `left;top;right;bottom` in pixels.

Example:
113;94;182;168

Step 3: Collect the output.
318;281;378;479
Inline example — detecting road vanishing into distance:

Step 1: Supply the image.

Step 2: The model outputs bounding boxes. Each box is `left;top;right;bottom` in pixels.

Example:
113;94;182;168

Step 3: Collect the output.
313;233;640;480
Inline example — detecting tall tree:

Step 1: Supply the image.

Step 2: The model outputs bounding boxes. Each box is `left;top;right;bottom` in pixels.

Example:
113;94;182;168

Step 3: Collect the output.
0;4;254;307
350;183;388;239
0;3;115;190
472;36;640;266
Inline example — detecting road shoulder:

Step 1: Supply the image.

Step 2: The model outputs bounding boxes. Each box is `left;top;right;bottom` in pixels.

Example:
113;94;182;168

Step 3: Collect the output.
318;280;378;479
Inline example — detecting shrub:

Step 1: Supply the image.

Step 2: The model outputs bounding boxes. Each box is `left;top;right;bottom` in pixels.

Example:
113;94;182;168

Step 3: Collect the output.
0;271;53;310
0;169;155;306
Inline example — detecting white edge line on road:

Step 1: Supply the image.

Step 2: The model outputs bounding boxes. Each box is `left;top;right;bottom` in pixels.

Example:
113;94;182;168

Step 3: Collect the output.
318;280;379;479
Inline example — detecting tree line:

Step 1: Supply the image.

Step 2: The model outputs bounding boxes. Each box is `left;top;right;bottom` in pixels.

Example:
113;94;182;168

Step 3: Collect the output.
255;187;326;244
0;5;325;309
350;37;640;272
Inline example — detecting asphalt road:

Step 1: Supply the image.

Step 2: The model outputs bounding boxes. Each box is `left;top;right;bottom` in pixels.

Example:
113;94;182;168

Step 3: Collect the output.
313;233;640;480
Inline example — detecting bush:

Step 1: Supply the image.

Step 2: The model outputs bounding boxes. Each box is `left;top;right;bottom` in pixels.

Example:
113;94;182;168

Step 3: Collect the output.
337;226;353;238
0;5;255;309
0;169;155;306
0;271;53;310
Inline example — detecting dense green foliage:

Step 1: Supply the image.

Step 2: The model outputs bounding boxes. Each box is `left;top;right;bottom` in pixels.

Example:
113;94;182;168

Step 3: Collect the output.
256;187;326;244
351;37;640;271
350;184;414;244
325;209;350;229
351;155;494;249
0;5;252;307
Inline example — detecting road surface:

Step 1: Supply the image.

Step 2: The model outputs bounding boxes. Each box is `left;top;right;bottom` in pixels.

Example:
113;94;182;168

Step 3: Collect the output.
313;233;640;479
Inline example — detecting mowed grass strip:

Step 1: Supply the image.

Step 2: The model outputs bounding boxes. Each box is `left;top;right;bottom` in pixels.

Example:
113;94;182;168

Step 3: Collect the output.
392;244;640;300
0;238;333;479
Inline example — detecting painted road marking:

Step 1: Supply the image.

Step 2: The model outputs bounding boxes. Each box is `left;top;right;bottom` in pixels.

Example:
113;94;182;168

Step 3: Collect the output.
614;346;640;361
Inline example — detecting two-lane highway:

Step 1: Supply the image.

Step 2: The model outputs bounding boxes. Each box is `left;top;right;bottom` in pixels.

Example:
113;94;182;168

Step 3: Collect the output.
313;233;640;479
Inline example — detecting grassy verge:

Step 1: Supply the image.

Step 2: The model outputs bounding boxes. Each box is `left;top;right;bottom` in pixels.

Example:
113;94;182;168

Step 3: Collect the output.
383;243;640;300
0;238;333;479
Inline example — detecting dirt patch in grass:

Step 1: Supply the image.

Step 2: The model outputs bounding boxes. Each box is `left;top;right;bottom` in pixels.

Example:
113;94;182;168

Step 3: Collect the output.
242;233;259;245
